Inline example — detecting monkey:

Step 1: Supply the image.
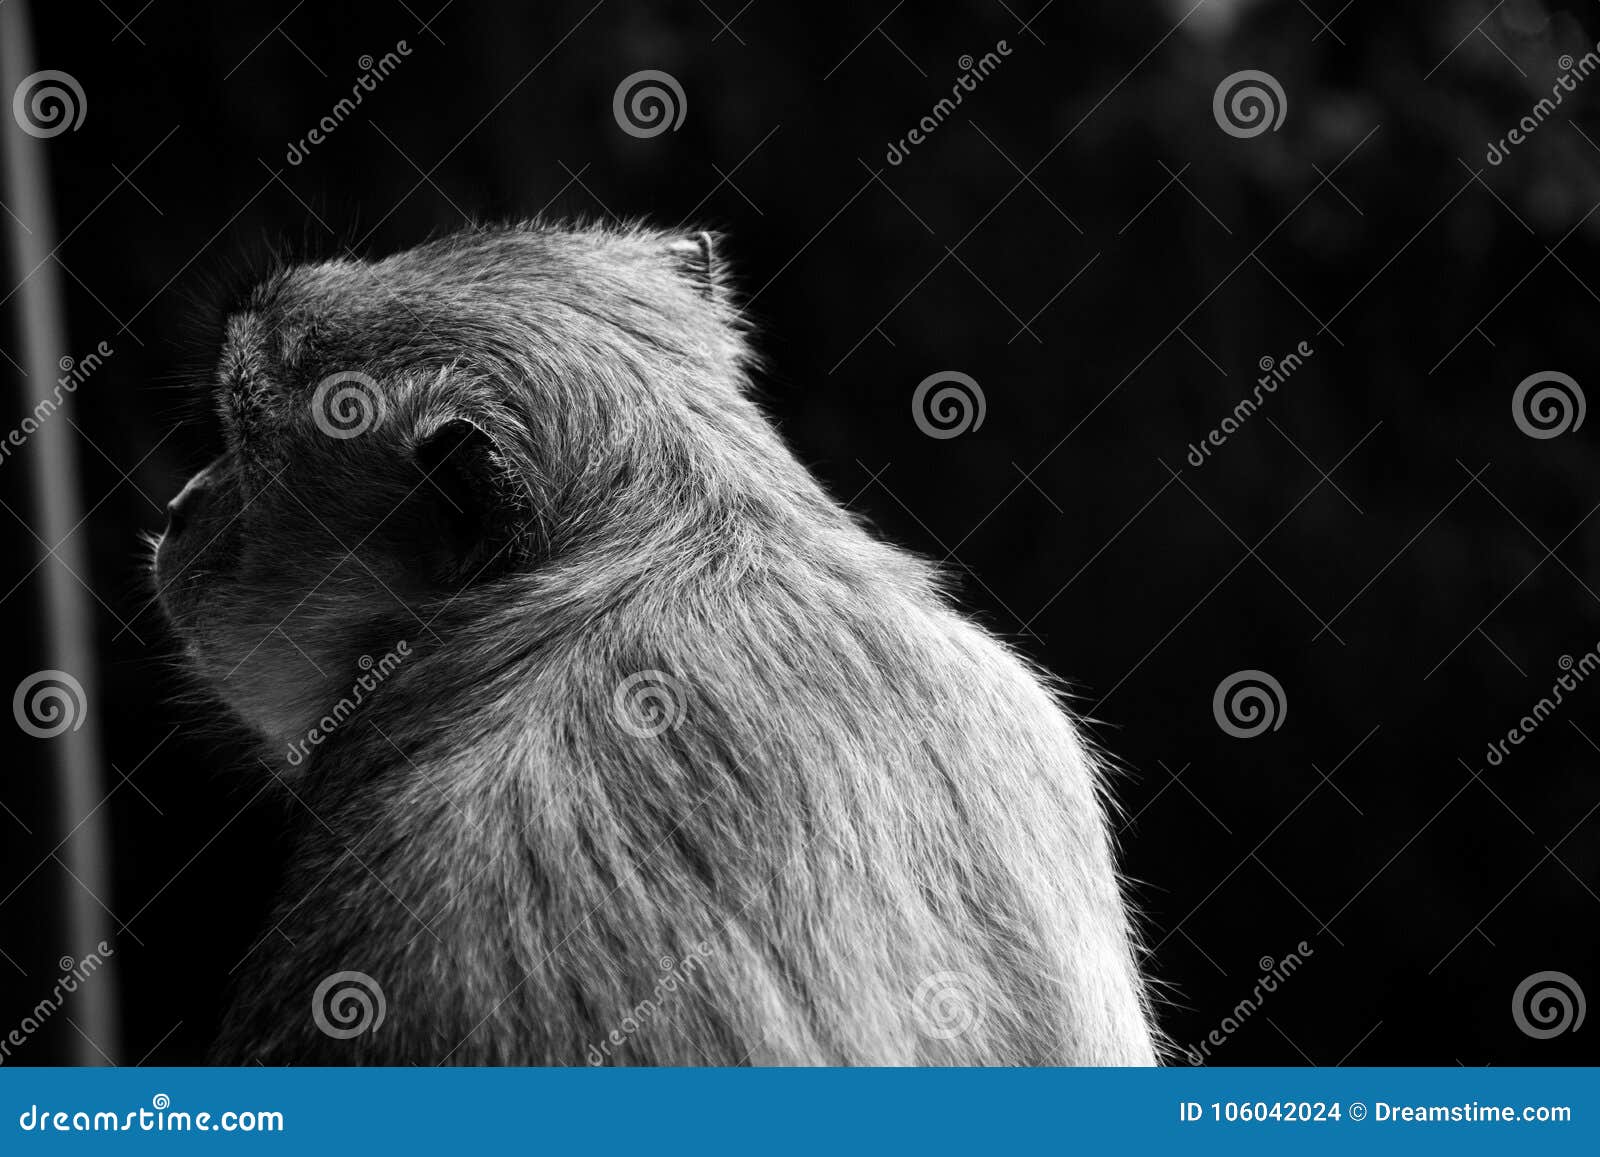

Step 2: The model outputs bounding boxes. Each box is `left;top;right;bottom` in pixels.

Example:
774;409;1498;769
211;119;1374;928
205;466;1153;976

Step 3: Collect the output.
153;220;1160;1065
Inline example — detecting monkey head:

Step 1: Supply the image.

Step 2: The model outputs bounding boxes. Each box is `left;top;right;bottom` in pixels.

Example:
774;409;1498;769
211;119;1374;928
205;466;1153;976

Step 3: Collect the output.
154;223;741;757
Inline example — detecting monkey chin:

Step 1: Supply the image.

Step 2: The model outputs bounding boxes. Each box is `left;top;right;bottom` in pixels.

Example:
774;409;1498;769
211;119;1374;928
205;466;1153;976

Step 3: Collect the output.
153;538;342;765
158;620;320;765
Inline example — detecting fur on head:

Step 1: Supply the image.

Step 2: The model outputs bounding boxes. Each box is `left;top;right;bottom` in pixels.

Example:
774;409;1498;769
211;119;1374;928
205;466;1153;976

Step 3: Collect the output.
157;221;1159;1065
156;221;758;753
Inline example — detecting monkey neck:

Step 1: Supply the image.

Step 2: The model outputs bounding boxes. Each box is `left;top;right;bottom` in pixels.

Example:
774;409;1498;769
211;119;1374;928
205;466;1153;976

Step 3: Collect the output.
298;426;926;782
293;385;935;797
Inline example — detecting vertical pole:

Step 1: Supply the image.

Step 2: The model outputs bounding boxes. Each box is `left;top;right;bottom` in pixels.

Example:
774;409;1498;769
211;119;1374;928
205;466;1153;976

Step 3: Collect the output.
0;0;121;1064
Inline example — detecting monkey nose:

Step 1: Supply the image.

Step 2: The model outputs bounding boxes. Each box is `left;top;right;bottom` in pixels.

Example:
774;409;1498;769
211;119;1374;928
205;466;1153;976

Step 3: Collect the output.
163;496;188;537
165;456;222;537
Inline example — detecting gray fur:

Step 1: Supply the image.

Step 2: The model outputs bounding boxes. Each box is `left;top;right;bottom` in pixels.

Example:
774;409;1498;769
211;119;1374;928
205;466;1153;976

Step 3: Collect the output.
155;220;1159;1065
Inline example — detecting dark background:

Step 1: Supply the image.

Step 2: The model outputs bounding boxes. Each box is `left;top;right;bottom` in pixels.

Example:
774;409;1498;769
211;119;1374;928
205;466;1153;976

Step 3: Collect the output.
2;0;1597;1065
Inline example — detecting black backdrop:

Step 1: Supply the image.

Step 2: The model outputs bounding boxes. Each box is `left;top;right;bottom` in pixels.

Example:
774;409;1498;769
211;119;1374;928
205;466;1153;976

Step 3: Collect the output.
2;0;1597;1065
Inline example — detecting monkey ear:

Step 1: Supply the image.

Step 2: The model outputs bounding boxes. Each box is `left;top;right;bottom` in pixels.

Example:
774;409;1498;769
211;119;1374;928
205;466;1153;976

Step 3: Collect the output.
413;418;530;578
666;231;722;300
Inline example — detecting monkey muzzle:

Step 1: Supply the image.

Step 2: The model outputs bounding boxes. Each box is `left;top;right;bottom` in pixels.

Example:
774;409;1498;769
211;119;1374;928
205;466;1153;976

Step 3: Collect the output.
163;456;225;541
